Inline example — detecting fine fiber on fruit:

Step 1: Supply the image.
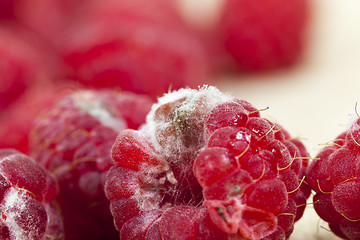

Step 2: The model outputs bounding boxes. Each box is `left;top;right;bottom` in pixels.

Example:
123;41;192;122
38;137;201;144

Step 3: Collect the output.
306;118;360;240
0;149;63;240
106;86;310;240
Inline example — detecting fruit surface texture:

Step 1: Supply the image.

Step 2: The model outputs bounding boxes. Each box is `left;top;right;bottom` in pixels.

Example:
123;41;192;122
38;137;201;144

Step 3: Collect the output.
306;118;360;240
0;149;63;240
30;89;152;240
106;86;310;239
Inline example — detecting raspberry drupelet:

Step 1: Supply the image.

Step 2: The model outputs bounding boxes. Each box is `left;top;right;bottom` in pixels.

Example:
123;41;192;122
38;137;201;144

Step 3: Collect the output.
106;86;311;240
29;89;153;240
306;117;360;240
0;149;63;240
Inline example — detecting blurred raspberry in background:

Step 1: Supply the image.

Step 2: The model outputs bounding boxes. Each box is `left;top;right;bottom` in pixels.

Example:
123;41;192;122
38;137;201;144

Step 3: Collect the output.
0;0;312;153
57;0;210;99
178;0;310;72
0;83;74;154
218;0;310;71
0;25;51;111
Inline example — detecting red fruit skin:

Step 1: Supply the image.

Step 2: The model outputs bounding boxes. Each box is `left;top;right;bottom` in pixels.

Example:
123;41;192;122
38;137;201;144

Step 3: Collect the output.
111;129;167;172
159;206;199;240
193;147;238;187
105;87;310;239
11;0;88;46
0;0;15;19
332;181;360;220
0;24;68;153
277;199;297;234
0;26;48;111
0;149;63;240
59;0;209;99
313;193;343;225
0;83;72;154
329;223;348;239
120;209;163;240
306;120;360;239
243;179;288;215
29;90;152;240
79;0;186;28
196;208;229;240
305;146;337;193
218;0;310;71
340;221;360;240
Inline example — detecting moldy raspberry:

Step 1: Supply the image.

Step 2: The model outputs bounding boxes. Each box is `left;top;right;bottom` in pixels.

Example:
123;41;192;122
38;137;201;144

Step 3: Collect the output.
0;149;63;240
106;86;310;240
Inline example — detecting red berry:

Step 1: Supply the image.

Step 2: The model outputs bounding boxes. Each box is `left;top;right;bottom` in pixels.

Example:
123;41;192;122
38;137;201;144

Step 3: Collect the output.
12;0;87;45
29;89;152;240
0;83;71;154
313;193;343;225
59;0;209;99
105;86;310;239
0;149;63;240
332;181;360;220
306;119;360;239
218;0;309;71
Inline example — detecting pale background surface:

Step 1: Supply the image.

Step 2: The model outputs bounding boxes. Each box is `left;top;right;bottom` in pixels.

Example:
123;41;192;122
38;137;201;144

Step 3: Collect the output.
177;0;360;239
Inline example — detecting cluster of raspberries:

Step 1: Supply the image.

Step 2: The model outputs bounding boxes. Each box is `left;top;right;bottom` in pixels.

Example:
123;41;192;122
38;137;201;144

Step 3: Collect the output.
2;0;358;239
2;85;360;240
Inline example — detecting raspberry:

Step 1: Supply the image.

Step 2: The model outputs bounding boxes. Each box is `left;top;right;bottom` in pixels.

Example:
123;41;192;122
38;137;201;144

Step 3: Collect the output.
0;83;72;154
106;86;310;239
29;89;153;240
217;0;310;71
306;118;360;239
59;0;209;99
10;0;87;45
0;149;63;240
